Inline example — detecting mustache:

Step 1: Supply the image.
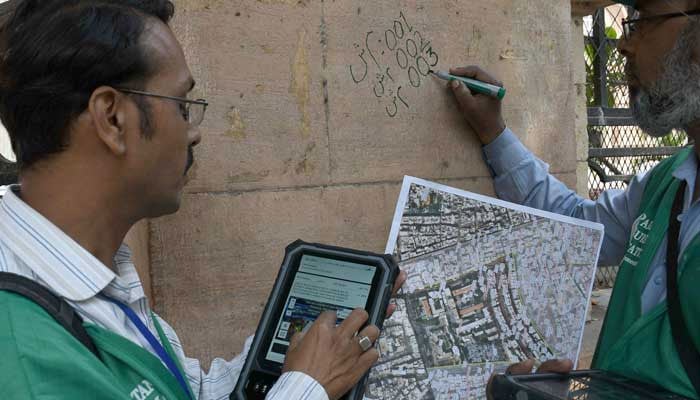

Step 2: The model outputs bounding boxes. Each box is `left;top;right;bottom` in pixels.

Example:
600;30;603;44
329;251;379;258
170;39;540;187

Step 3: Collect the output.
185;146;194;175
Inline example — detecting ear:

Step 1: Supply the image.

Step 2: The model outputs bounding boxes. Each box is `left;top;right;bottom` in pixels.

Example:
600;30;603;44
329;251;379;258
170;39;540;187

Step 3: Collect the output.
88;86;128;156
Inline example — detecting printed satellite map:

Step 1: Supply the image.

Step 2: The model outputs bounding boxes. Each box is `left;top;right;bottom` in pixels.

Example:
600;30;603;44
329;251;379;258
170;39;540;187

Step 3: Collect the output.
365;177;603;400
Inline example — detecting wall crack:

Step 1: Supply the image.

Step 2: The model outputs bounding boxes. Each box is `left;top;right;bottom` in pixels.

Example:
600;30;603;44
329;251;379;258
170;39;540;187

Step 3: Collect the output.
320;0;333;184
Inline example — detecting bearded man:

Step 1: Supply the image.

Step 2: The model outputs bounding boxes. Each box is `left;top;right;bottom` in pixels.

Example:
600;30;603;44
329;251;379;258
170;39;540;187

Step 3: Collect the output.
445;0;700;398
0;1;407;399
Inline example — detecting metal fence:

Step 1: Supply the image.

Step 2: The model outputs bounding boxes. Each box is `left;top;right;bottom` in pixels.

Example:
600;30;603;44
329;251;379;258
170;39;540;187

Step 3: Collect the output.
584;6;687;288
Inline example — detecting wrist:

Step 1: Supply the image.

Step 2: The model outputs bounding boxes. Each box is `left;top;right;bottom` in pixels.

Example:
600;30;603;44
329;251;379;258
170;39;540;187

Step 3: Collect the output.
480;122;506;145
274;371;330;400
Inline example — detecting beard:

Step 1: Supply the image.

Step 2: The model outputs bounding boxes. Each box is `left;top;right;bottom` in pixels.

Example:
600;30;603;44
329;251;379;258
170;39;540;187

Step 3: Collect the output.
631;20;700;138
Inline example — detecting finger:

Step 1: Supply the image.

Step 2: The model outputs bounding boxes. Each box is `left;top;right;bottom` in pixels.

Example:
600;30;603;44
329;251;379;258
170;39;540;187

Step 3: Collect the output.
288;330;306;352
450;79;477;110
449;65;503;87
350;326;380;358
337;308;369;338
392;270;407;297
385;303;397;318
536;359;574;374
505;359;535;375
334;347;379;396
315;310;338;329
327;346;379;399
357;325;380;350
356;347;380;372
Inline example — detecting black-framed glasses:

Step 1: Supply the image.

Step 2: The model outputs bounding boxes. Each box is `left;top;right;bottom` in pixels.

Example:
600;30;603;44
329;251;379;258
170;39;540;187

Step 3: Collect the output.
622;9;700;40
116;88;209;127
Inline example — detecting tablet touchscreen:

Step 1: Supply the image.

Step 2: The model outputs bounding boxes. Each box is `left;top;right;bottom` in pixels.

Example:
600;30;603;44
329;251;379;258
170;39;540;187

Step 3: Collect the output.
264;254;378;364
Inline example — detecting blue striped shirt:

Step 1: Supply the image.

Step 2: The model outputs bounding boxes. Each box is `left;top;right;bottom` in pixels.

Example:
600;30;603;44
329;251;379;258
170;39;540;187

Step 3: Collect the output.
483;129;700;314
0;185;327;400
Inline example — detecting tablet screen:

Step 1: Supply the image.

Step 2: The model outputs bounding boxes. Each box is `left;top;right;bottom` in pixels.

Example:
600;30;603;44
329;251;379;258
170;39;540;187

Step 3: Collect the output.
264;254;377;364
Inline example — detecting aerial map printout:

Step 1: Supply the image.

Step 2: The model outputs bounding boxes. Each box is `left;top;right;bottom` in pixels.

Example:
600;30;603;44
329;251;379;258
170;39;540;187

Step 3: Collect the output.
365;177;604;400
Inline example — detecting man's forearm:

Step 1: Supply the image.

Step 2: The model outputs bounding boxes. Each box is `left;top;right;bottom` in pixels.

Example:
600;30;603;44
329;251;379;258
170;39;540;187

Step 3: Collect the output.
481;127;646;266
483;128;587;215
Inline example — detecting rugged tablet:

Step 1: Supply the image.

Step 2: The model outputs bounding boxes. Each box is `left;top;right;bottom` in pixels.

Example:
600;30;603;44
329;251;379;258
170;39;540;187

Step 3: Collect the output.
489;370;691;400
231;240;399;400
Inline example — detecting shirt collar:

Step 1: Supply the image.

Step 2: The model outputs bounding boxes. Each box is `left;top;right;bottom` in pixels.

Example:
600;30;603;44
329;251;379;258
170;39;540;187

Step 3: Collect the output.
672;149;698;184
0;185;116;301
103;245;147;305
670;150;698;209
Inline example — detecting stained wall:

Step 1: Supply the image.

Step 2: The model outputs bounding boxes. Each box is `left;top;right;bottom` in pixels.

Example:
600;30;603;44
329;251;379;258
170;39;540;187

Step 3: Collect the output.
150;0;582;364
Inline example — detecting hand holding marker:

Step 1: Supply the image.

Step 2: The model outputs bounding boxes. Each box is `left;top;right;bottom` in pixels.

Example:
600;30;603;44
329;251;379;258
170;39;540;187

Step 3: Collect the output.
429;70;506;100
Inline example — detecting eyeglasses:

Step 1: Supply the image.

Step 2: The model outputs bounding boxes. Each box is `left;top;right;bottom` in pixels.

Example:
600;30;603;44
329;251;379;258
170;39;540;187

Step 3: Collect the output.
622;9;700;40
116;88;209;127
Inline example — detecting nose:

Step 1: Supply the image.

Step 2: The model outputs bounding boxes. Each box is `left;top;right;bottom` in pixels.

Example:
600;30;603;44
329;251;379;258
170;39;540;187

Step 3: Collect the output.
617;34;633;59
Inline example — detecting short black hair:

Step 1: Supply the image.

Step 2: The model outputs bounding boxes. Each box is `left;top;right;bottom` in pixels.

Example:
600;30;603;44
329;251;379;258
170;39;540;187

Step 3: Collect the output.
0;0;175;168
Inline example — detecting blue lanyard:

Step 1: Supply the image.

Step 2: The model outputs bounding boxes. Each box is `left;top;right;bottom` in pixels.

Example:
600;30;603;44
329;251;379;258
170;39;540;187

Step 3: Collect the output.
104;297;193;399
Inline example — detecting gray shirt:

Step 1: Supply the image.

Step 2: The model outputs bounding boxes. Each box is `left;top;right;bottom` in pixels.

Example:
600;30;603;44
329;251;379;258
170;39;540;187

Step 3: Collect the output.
483;128;700;314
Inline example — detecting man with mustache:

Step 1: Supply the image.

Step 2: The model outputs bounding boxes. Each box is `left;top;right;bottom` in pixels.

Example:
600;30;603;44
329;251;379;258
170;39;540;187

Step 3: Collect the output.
0;1;405;399
448;0;700;398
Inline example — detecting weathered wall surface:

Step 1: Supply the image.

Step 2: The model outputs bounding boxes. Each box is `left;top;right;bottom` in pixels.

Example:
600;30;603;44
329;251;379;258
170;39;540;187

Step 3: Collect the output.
570;16;590;197
151;0;580;364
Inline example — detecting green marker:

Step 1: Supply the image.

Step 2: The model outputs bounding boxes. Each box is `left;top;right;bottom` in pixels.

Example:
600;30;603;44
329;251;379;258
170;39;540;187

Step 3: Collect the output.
430;70;506;100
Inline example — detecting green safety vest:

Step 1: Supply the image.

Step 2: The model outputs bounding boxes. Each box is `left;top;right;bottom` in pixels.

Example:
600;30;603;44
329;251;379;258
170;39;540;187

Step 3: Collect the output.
592;147;700;399
0;290;194;400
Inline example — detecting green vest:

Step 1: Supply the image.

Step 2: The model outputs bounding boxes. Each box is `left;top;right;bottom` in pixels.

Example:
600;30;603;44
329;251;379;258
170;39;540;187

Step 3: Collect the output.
0;291;194;400
592;147;700;400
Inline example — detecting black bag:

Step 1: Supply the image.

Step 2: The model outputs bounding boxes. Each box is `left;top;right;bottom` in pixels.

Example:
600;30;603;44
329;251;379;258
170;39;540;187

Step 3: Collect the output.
667;182;700;397
0;272;100;359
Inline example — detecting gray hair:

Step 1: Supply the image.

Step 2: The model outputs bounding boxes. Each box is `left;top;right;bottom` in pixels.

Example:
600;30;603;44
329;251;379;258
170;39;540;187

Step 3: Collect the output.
632;17;700;137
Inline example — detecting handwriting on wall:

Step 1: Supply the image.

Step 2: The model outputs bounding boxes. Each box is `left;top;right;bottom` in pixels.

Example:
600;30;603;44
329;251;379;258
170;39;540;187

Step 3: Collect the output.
348;11;440;118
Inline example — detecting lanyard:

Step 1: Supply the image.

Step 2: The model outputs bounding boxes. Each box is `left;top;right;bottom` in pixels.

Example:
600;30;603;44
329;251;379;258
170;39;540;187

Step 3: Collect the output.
104;297;193;400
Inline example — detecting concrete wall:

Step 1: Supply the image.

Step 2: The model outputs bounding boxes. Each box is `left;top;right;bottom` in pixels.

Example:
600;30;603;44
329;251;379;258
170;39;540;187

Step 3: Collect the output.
571;15;590;197
151;0;582;365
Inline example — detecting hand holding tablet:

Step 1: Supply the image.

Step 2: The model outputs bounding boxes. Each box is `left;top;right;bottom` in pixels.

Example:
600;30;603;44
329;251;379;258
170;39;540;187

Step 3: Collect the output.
232;240;400;400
